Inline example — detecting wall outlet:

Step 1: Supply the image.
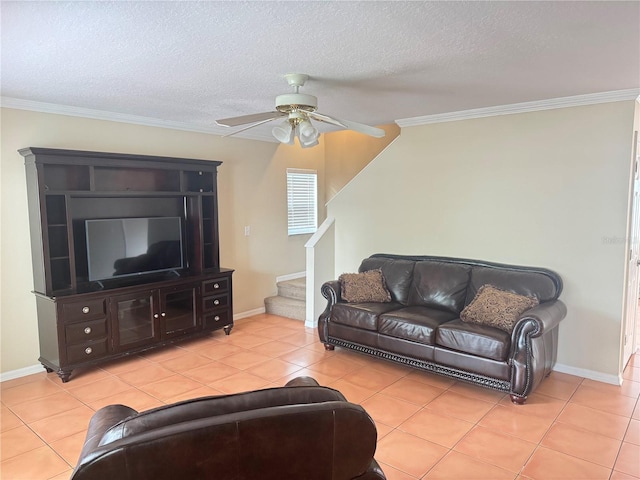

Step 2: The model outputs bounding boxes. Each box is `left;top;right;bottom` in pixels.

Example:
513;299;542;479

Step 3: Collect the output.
244;225;250;236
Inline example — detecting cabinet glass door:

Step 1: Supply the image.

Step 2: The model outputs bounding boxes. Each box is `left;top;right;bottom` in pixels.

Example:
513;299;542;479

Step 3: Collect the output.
161;284;199;338
111;291;158;349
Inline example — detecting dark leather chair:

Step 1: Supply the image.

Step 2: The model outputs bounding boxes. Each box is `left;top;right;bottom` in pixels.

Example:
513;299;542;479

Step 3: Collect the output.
71;376;386;480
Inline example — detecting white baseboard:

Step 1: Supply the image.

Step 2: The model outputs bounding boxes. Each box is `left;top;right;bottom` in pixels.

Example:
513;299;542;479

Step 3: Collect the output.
553;363;622;386
0;364;46;383
275;271;306;283
233;307;266;321
1;352;623;387
305;319;317;329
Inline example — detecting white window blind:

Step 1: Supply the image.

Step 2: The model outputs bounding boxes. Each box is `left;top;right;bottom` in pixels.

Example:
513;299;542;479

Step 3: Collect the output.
287;168;317;235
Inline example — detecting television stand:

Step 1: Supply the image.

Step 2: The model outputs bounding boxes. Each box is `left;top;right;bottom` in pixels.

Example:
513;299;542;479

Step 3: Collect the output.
21;147;234;382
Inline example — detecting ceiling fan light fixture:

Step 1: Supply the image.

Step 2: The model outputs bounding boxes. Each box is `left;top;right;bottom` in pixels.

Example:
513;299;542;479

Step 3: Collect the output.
299;135;319;148
272;120;295;145
298;119;319;146
217;73;385;144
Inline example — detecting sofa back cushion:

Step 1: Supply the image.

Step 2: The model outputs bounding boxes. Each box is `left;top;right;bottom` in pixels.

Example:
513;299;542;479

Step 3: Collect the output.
407;261;471;314
359;257;415;305
465;266;560;305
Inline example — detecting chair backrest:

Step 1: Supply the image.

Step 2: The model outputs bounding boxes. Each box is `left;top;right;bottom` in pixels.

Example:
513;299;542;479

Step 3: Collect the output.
72;387;378;480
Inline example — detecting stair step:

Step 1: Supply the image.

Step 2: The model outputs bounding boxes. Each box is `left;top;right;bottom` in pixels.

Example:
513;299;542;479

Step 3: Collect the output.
277;277;306;301
264;295;305;321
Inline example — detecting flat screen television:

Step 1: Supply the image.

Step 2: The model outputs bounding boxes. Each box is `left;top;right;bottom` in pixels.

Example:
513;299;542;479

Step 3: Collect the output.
85;217;184;282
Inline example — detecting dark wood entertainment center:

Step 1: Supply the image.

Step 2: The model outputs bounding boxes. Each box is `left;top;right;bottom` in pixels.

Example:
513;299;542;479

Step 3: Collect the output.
21;147;234;382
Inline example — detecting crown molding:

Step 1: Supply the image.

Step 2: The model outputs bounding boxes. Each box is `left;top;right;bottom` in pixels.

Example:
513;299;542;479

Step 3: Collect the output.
395;89;640;127
4;89;638;140
0;96;278;143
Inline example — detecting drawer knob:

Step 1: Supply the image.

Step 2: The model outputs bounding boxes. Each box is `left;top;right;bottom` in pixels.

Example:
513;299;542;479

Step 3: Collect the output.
213;283;220;289
214;299;220;305
84;327;92;335
161;312;166;317
214;315;220;321
82;306;90;314
85;347;93;355
154;313;159;319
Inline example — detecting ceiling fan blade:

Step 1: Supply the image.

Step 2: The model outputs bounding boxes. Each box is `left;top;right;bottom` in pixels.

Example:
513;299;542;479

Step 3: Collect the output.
216;111;284;127
221;116;283;137
308;112;386;138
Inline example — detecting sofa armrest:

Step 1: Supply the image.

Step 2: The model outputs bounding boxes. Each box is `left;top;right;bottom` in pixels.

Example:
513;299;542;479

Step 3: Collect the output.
321;280;342;307
318;280;342;343
510;300;567;400
512;300;567;342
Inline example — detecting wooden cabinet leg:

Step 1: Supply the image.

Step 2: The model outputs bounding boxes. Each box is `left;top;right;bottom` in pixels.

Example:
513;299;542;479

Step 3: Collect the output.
57;370;72;383
223;324;233;335
42;365;54;373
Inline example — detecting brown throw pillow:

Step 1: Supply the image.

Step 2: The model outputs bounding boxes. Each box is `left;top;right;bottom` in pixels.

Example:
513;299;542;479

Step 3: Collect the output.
460;284;539;333
339;269;392;303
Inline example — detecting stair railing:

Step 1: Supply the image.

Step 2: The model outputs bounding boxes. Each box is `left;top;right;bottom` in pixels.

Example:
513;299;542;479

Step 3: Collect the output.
304;217;336;327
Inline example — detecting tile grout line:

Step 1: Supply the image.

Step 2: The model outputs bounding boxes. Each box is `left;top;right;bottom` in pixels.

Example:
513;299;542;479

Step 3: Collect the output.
2;318;639;480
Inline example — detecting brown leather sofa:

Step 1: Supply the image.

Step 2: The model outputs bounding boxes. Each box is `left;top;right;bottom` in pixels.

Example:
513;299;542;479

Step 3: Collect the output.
318;254;567;404
71;376;386;480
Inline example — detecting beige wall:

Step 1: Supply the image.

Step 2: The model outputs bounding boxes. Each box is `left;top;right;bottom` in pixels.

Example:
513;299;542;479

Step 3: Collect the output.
0;108;324;373
327;101;637;379
324;124;400;201
3;101;635;378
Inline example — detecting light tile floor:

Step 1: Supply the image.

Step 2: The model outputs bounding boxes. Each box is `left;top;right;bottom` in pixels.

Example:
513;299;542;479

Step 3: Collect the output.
1;313;639;480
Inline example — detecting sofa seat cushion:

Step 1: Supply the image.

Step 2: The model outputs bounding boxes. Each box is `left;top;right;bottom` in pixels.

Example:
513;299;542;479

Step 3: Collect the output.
331;302;401;331
435;319;511;361
378;306;458;345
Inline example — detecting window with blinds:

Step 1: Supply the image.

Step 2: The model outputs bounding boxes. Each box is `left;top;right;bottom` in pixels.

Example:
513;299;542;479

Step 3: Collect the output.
287;168;317;235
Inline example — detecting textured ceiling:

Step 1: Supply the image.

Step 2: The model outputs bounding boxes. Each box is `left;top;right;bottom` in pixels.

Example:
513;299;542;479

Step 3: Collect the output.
1;1;639;142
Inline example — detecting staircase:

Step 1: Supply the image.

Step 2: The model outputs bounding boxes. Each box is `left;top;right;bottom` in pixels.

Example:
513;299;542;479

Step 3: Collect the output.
264;277;306;321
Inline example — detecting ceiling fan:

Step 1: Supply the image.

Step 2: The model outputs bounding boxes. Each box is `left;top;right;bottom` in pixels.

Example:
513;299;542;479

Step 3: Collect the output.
215;74;385;148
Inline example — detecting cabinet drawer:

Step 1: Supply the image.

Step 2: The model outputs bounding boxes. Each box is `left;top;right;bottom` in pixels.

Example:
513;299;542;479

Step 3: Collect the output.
203;294;229;311
202;278;229;295
66;339;108;364
204;310;232;329
61;299;106;322
64;319;107;345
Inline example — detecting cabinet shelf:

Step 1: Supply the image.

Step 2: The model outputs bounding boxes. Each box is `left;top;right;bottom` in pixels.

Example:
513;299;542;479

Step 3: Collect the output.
43;164;90;191
184;170;215;193
46;190;199;198
94;166;181;192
